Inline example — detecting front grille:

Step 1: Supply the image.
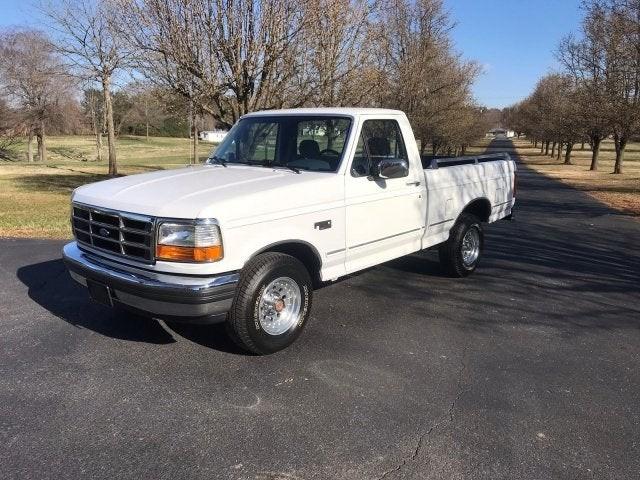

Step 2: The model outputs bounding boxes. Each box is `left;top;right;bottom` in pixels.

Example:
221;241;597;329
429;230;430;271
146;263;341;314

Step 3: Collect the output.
72;203;155;263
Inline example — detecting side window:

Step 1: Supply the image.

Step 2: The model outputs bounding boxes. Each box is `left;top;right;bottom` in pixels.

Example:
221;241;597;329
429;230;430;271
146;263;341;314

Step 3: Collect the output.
351;119;408;177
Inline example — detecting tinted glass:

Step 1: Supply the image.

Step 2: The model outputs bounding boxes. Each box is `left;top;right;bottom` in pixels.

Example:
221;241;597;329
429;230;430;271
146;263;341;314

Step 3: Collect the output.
209;116;352;172
351;119;408;177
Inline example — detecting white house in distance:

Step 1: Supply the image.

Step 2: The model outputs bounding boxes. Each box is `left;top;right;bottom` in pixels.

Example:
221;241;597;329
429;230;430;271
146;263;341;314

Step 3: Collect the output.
199;129;228;143
488;128;515;138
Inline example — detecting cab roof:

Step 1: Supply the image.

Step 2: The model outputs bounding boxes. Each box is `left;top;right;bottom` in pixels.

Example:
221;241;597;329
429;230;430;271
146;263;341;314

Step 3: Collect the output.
241;107;405;118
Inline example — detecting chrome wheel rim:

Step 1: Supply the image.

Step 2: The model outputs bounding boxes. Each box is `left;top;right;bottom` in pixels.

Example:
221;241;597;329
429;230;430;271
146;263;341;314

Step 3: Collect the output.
258;277;302;336
461;227;480;268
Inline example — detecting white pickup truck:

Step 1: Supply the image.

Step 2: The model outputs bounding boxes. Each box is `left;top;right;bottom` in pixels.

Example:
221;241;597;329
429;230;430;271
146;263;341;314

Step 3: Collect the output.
63;108;516;354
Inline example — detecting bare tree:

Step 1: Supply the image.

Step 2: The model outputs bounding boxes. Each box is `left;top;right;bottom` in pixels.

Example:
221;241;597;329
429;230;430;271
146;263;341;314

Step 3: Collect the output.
0;29;71;162
298;0;383;107
561;0;640;173
81;86;104;161
606;0;640;174
120;0;310;128
0;97;21;159
558;2;612;170
380;0;483;154
45;0;135;175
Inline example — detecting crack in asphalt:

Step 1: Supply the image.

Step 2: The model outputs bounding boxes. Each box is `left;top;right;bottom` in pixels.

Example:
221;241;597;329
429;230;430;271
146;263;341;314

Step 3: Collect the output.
376;344;469;480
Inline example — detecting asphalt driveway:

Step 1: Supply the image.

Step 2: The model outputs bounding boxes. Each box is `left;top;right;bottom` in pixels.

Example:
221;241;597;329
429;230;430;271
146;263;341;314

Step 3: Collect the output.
1;140;639;479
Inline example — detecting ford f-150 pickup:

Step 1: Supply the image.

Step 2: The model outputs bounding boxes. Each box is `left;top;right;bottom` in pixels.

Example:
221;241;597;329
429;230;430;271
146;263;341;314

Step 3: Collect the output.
63;108;516;354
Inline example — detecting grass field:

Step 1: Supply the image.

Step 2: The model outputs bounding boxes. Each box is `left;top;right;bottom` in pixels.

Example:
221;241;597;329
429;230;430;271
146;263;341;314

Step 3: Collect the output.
0;135;212;238
1;134;637;239
512;138;640;216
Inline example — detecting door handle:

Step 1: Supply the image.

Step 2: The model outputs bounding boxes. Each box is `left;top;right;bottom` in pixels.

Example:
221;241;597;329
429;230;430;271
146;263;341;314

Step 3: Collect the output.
406;181;421;186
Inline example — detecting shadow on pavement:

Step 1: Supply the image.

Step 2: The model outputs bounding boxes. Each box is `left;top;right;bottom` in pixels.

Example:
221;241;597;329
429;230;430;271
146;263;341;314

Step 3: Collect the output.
16;258;243;353
15;138;640;350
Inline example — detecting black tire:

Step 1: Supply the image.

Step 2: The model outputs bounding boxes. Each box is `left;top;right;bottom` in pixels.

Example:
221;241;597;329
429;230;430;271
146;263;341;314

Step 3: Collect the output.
226;252;313;355
438;213;484;277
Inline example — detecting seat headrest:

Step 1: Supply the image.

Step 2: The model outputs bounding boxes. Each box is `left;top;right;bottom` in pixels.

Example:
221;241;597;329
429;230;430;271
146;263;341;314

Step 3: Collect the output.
299;139;320;158
367;137;391;156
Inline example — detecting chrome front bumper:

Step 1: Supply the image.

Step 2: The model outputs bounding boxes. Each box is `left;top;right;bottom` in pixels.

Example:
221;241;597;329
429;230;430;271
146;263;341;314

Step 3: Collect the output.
62;242;239;323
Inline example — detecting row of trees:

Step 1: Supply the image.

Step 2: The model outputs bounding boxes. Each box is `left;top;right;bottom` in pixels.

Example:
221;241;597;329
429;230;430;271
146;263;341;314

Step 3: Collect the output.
0;0;490;174
506;0;640;174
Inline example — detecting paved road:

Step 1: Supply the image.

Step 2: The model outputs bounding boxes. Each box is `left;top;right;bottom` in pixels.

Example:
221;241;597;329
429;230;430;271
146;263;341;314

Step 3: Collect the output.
1;140;639;480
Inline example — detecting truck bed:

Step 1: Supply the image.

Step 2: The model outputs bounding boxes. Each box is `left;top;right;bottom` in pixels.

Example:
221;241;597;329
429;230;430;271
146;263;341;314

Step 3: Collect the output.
420;152;515;249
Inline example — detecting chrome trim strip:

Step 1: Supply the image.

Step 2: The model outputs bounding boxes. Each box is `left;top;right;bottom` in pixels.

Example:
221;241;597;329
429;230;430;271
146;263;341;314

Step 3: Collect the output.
64;242;238;292
428;218;454;227
326;248;346;256
73;201;155;222
76;244;221;278
348;227;422;250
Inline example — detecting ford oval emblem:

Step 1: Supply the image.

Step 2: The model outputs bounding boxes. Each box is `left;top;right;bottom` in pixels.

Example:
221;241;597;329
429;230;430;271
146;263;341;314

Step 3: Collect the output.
99;227;110;237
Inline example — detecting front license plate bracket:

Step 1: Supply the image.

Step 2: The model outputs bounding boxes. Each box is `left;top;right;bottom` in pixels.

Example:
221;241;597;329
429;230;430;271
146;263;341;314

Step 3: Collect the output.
86;279;113;307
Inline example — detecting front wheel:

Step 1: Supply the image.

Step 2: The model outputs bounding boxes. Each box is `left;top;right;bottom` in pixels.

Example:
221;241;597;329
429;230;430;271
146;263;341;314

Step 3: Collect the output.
226;252;313;354
438;213;484;277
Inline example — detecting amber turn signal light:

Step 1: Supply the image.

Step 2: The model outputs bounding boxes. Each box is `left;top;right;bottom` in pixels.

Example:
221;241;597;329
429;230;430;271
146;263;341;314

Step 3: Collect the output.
156;244;223;262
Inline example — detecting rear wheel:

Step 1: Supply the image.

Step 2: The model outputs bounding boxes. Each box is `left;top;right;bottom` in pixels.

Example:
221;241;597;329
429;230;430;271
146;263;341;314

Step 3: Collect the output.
438;213;484;277
226;252;313;354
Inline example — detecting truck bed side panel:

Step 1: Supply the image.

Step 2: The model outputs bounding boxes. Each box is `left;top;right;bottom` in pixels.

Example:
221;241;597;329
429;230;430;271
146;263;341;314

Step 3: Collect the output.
422;159;514;249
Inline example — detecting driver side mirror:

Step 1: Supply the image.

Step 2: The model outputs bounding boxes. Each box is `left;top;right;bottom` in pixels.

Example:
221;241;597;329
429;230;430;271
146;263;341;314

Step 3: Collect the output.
376;158;409;179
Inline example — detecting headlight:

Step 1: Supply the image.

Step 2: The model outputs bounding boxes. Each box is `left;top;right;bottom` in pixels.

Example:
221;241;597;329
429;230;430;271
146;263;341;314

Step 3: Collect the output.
156;221;223;262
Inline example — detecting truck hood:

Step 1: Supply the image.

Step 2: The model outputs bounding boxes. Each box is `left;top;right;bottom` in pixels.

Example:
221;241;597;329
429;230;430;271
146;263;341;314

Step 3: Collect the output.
72;165;343;223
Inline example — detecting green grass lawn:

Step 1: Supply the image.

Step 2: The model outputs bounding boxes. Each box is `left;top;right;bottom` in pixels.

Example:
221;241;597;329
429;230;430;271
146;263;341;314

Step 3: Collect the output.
1;134;637;239
0;135;213;238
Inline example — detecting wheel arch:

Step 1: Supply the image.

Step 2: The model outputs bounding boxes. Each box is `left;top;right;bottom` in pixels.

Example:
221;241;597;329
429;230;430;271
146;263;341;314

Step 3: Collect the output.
251;240;323;284
459;197;492;222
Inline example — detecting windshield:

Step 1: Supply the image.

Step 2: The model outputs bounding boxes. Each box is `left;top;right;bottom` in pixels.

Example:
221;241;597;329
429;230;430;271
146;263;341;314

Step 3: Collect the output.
207;116;352;172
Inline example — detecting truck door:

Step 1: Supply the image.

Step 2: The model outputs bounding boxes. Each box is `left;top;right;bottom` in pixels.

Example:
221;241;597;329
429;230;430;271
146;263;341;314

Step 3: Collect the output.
344;118;424;273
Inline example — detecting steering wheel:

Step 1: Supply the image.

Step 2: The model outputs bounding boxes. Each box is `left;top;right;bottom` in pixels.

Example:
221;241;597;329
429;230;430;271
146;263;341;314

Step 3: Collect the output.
320;148;340;156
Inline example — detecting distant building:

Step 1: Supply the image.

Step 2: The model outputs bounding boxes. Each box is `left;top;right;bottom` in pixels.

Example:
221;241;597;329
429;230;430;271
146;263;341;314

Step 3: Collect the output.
199;130;227;143
489;128;515;138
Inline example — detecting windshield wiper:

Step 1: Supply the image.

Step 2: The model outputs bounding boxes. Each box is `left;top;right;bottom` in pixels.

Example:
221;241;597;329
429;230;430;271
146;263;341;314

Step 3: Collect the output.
282;165;301;174
208;155;227;167
266;162;301;174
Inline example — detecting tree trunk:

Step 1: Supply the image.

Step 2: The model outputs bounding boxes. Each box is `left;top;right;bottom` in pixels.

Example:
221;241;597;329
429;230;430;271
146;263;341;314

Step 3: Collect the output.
37;120;46;162
613;132;626;174
534;139;538;148
102;74;117;176
556;143;562;161
551;141;556;157
90;99;102;162
581;142;585;150
26;131;34;162
461;145;467;155
564;143;573;165
544;141;550;155
540;141;544;154
145;98;149;140
589;137;601;171
96;130;103;162
192;111;199;164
